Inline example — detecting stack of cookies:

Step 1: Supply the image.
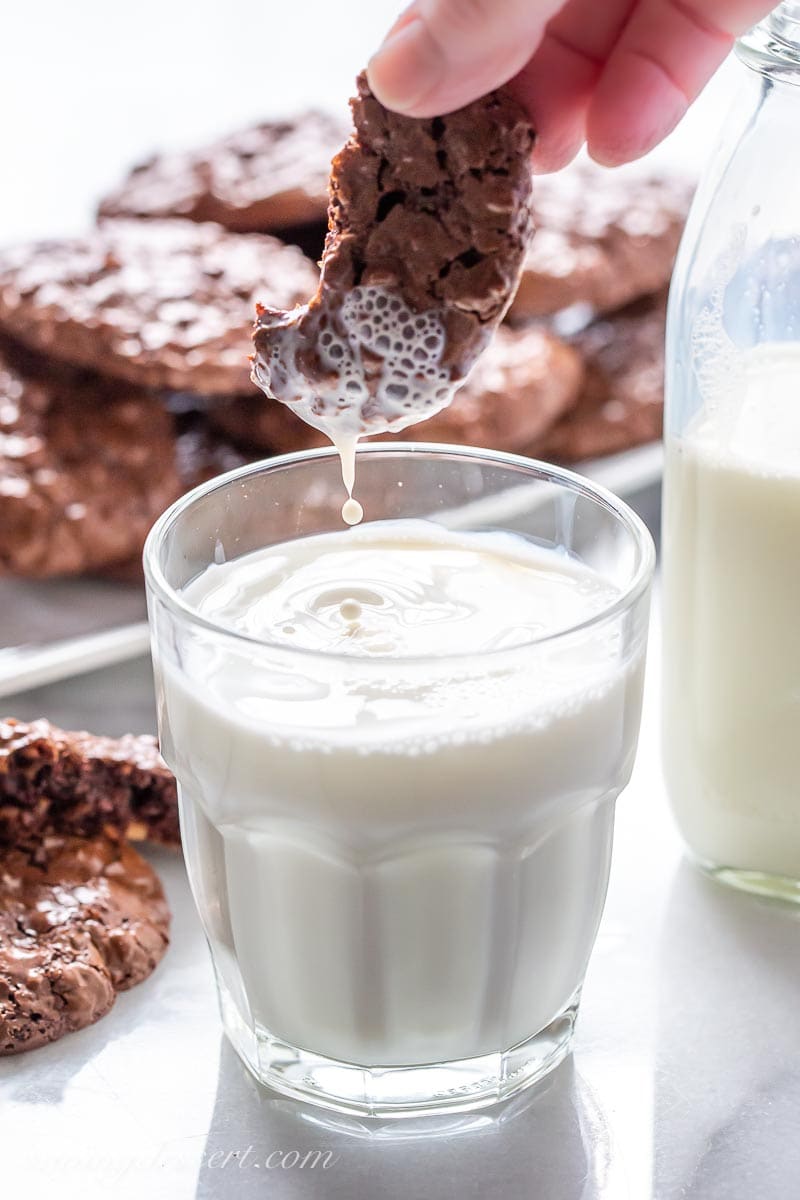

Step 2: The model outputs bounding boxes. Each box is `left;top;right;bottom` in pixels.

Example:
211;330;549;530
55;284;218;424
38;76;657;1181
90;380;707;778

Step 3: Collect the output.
0;109;689;582
0;218;320;579
0;716;180;1055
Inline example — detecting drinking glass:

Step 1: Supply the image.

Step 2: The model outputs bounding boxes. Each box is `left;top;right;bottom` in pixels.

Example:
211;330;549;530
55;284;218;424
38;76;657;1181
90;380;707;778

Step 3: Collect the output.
144;444;654;1118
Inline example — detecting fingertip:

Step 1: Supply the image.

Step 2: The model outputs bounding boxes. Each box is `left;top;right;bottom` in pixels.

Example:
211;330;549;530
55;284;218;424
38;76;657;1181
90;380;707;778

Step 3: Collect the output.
586;56;688;167
531;132;586;174
368;0;554;118
509;51;593;174
367;24;508;117
586;104;687;167
585;142;628;169
366;17;444;115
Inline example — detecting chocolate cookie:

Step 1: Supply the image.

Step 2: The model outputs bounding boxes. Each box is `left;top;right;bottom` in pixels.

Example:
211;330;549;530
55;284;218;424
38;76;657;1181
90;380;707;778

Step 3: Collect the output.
97;112;347;233
511;163;689;319
0;219;318;394
214;324;582;455
207;392;324;454
173;415;250;489
252;72;534;445
398;324;582;451
0;834;169;1055
93;416;250;584
0;718;179;848
531;293;666;463
0;340;180;577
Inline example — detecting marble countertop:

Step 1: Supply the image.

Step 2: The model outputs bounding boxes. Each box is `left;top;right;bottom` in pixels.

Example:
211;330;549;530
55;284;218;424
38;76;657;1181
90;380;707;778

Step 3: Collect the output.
3;601;799;1200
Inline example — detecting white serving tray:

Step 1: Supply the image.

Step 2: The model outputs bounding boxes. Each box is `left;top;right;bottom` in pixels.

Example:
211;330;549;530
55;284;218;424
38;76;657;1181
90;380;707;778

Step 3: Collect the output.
0;442;663;699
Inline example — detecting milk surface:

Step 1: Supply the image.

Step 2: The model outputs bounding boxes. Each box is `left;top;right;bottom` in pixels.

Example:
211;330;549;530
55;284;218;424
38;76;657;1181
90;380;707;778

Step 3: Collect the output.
663;344;800;878
187;518;618;661
158;520;644;1066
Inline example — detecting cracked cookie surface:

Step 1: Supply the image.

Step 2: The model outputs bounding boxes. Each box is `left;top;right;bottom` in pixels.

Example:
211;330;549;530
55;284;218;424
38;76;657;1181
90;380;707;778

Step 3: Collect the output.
215;323;581;455
0;220;318;394
0;834;170;1055
0;339;180;577
252;73;535;449
0;718;179;849
511;163;689;318
97;111;347;233
532;292;667;462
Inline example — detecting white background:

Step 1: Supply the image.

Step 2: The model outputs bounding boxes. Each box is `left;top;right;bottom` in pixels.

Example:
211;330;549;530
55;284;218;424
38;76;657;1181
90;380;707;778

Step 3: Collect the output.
1;0;741;245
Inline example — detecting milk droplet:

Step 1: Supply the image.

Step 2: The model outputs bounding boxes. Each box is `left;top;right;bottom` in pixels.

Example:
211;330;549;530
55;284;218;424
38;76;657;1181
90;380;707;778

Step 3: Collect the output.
342;497;364;525
339;598;362;621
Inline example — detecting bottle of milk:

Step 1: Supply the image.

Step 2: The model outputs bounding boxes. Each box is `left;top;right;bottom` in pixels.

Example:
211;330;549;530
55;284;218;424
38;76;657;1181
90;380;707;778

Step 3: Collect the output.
662;2;800;901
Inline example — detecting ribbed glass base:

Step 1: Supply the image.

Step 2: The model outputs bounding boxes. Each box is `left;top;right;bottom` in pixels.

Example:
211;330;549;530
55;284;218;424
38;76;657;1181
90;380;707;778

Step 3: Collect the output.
217;978;578;1118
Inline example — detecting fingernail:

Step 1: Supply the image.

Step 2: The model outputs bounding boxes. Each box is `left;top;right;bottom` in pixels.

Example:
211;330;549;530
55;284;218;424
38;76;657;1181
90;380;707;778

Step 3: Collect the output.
367;16;445;114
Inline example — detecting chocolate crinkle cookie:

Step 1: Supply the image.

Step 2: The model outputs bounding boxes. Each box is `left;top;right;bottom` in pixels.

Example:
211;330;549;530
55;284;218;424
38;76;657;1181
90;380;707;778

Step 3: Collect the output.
0;339;181;577
511;162;690;319
532;292;667;463
252;72;535;442
172;413;249;489
217;323;582;457
0;338;248;579
0;718;179;849
392;324;582;451
0;833;170;1055
0;219;318;394
97;111;348;235
92;415;250;584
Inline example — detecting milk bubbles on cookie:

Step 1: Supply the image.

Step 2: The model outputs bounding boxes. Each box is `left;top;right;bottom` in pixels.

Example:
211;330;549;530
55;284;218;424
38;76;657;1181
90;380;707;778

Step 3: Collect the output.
252;284;464;524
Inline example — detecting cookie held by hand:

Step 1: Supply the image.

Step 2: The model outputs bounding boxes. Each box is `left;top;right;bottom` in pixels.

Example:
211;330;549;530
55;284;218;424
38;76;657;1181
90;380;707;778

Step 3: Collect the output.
252;72;535;445
213;323;582;456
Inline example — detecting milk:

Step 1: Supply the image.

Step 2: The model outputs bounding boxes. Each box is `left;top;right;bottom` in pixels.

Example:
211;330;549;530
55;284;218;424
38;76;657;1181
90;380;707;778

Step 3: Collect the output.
663;344;800;879
156;520;645;1067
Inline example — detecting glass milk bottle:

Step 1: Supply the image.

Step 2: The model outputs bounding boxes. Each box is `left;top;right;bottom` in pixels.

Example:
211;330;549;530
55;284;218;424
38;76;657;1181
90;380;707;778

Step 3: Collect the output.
663;3;800;901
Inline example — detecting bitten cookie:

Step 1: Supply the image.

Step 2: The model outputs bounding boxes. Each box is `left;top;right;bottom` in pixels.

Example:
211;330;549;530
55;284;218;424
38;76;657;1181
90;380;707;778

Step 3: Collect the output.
214;323;582;456
531;293;667;463
511;162;689;319
0;834;170;1055
97;112;347;233
252;72;535;443
0;718;179;848
0;340;181;577
0;220;318;394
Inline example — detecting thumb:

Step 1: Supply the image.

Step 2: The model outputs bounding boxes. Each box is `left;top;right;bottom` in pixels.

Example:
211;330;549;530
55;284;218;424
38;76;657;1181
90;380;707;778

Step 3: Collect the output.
367;0;560;117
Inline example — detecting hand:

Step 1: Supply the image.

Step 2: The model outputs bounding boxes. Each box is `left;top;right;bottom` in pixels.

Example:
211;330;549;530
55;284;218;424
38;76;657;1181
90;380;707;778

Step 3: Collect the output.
367;0;774;169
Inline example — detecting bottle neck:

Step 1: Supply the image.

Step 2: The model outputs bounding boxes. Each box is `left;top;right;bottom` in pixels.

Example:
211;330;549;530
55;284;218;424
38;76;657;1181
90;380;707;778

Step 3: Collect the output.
737;2;800;80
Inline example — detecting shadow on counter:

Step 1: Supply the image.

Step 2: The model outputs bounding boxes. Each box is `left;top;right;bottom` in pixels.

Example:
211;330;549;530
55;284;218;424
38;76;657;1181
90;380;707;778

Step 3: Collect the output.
195;1045;614;1199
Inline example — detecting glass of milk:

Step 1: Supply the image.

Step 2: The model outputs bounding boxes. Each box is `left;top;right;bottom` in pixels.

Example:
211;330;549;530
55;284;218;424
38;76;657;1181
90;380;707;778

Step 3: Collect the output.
144;445;653;1117
663;4;800;903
